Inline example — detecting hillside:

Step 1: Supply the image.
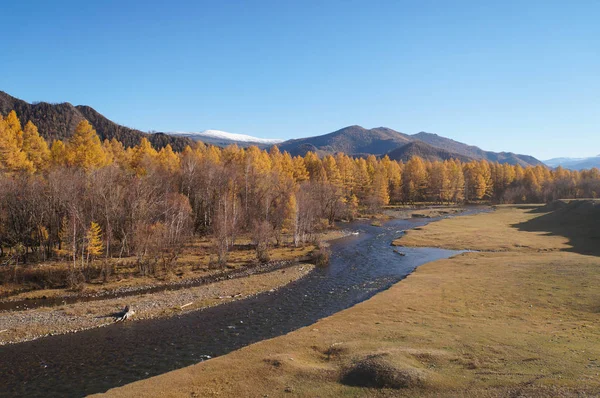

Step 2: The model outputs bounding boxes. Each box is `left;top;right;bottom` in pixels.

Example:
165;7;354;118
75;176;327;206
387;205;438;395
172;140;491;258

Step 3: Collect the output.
277;125;412;157
277;126;543;166
386;141;472;163
0;91;193;150
412;132;543;167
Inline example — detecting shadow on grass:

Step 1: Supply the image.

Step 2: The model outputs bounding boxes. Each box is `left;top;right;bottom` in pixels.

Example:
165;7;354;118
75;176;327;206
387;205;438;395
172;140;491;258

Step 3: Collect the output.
512;200;600;257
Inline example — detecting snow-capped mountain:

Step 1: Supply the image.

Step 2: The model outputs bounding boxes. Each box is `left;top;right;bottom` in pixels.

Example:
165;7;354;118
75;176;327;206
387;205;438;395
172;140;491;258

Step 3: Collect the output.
171;130;283;148
544;156;600;170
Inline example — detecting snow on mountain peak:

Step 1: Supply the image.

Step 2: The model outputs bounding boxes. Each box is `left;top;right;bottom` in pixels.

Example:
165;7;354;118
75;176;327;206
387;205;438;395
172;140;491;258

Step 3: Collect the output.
171;129;283;144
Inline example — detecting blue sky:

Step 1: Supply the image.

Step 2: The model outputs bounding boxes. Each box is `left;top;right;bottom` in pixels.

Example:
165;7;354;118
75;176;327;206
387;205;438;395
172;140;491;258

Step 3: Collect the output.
1;0;598;159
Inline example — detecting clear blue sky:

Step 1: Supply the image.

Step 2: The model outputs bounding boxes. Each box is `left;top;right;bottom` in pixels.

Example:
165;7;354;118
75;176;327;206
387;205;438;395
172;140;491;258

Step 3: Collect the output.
1;0;598;159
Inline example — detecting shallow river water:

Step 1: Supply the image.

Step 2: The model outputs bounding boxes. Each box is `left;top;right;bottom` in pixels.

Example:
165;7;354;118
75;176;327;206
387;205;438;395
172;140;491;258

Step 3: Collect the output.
0;209;483;397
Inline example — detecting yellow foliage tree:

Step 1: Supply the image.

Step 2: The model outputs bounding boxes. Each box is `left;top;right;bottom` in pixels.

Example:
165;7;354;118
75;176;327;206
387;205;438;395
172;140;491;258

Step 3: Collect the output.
354;158;371;200
371;167;390;207
303;151;324;181
428;161;450;203
0;112;34;172
157;144;180;172
291;156;309;182
322;155;342;188
283;193;297;234
129;137;158;174
86;221;104;263
4;110;23;145
50;140;68;166
103;138;128;166
403;156;427;202
67;120;108;171
277;151;295;179
22;121;50;172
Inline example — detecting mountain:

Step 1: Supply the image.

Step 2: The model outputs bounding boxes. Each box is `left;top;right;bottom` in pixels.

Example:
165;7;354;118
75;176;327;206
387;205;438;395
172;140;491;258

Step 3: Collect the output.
544;156;600;170
386;141;472;163
277;125;412;157
0;91;193;151
411;132;542;167
172;130;283;148
277;126;543;166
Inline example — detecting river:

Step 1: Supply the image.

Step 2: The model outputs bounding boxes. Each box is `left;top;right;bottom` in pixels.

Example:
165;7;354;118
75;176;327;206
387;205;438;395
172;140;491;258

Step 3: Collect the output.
0;209;483;397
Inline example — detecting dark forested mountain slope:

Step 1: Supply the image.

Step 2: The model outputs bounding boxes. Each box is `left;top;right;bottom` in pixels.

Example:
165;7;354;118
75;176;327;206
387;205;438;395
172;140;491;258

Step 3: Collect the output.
0;91;193;150
386;141;472;163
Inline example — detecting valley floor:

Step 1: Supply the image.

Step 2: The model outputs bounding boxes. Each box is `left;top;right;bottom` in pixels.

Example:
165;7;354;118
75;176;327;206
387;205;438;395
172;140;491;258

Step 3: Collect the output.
99;202;600;397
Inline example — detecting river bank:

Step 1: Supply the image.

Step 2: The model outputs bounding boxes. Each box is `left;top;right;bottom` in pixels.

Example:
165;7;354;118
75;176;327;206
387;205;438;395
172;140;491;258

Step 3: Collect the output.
0;263;315;345
0;228;352;345
101;202;600;397
0;239;317;301
0;214;423;347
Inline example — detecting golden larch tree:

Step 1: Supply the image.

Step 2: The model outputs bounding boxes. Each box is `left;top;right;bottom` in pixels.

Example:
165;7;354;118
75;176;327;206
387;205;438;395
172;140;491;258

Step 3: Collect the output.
68;120;108;171
0;112;35;172
22;121;50;172
86;221;104;263
291;156;309;182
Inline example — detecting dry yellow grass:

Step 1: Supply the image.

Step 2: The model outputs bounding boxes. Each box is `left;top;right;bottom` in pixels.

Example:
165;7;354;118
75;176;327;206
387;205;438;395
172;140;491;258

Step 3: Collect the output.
99;204;600;397
383;206;465;220
393;205;571;252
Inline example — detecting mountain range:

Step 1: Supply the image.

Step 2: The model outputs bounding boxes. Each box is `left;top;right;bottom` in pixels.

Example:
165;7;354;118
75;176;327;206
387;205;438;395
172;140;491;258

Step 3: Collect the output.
543;156;600;170
277;125;543;167
1;91;543;166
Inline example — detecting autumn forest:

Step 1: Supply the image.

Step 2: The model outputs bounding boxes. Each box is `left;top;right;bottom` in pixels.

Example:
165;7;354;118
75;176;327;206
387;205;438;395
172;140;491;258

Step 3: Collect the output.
1;110;599;276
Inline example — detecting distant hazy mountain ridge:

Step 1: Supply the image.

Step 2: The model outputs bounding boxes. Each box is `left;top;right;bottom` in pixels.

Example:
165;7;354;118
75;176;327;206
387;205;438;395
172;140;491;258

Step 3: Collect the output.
544;156;600;170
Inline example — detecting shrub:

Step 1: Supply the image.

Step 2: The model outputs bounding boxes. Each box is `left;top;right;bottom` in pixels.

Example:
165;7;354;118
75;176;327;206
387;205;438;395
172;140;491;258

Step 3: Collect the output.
0;265;71;289
312;243;331;267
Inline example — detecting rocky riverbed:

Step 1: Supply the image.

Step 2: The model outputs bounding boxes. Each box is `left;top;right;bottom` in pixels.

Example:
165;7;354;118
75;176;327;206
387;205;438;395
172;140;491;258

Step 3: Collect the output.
0;263;314;345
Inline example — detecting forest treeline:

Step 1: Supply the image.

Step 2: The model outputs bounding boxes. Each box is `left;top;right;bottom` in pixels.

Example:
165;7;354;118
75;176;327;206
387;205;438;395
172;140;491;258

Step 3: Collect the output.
1;111;599;270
